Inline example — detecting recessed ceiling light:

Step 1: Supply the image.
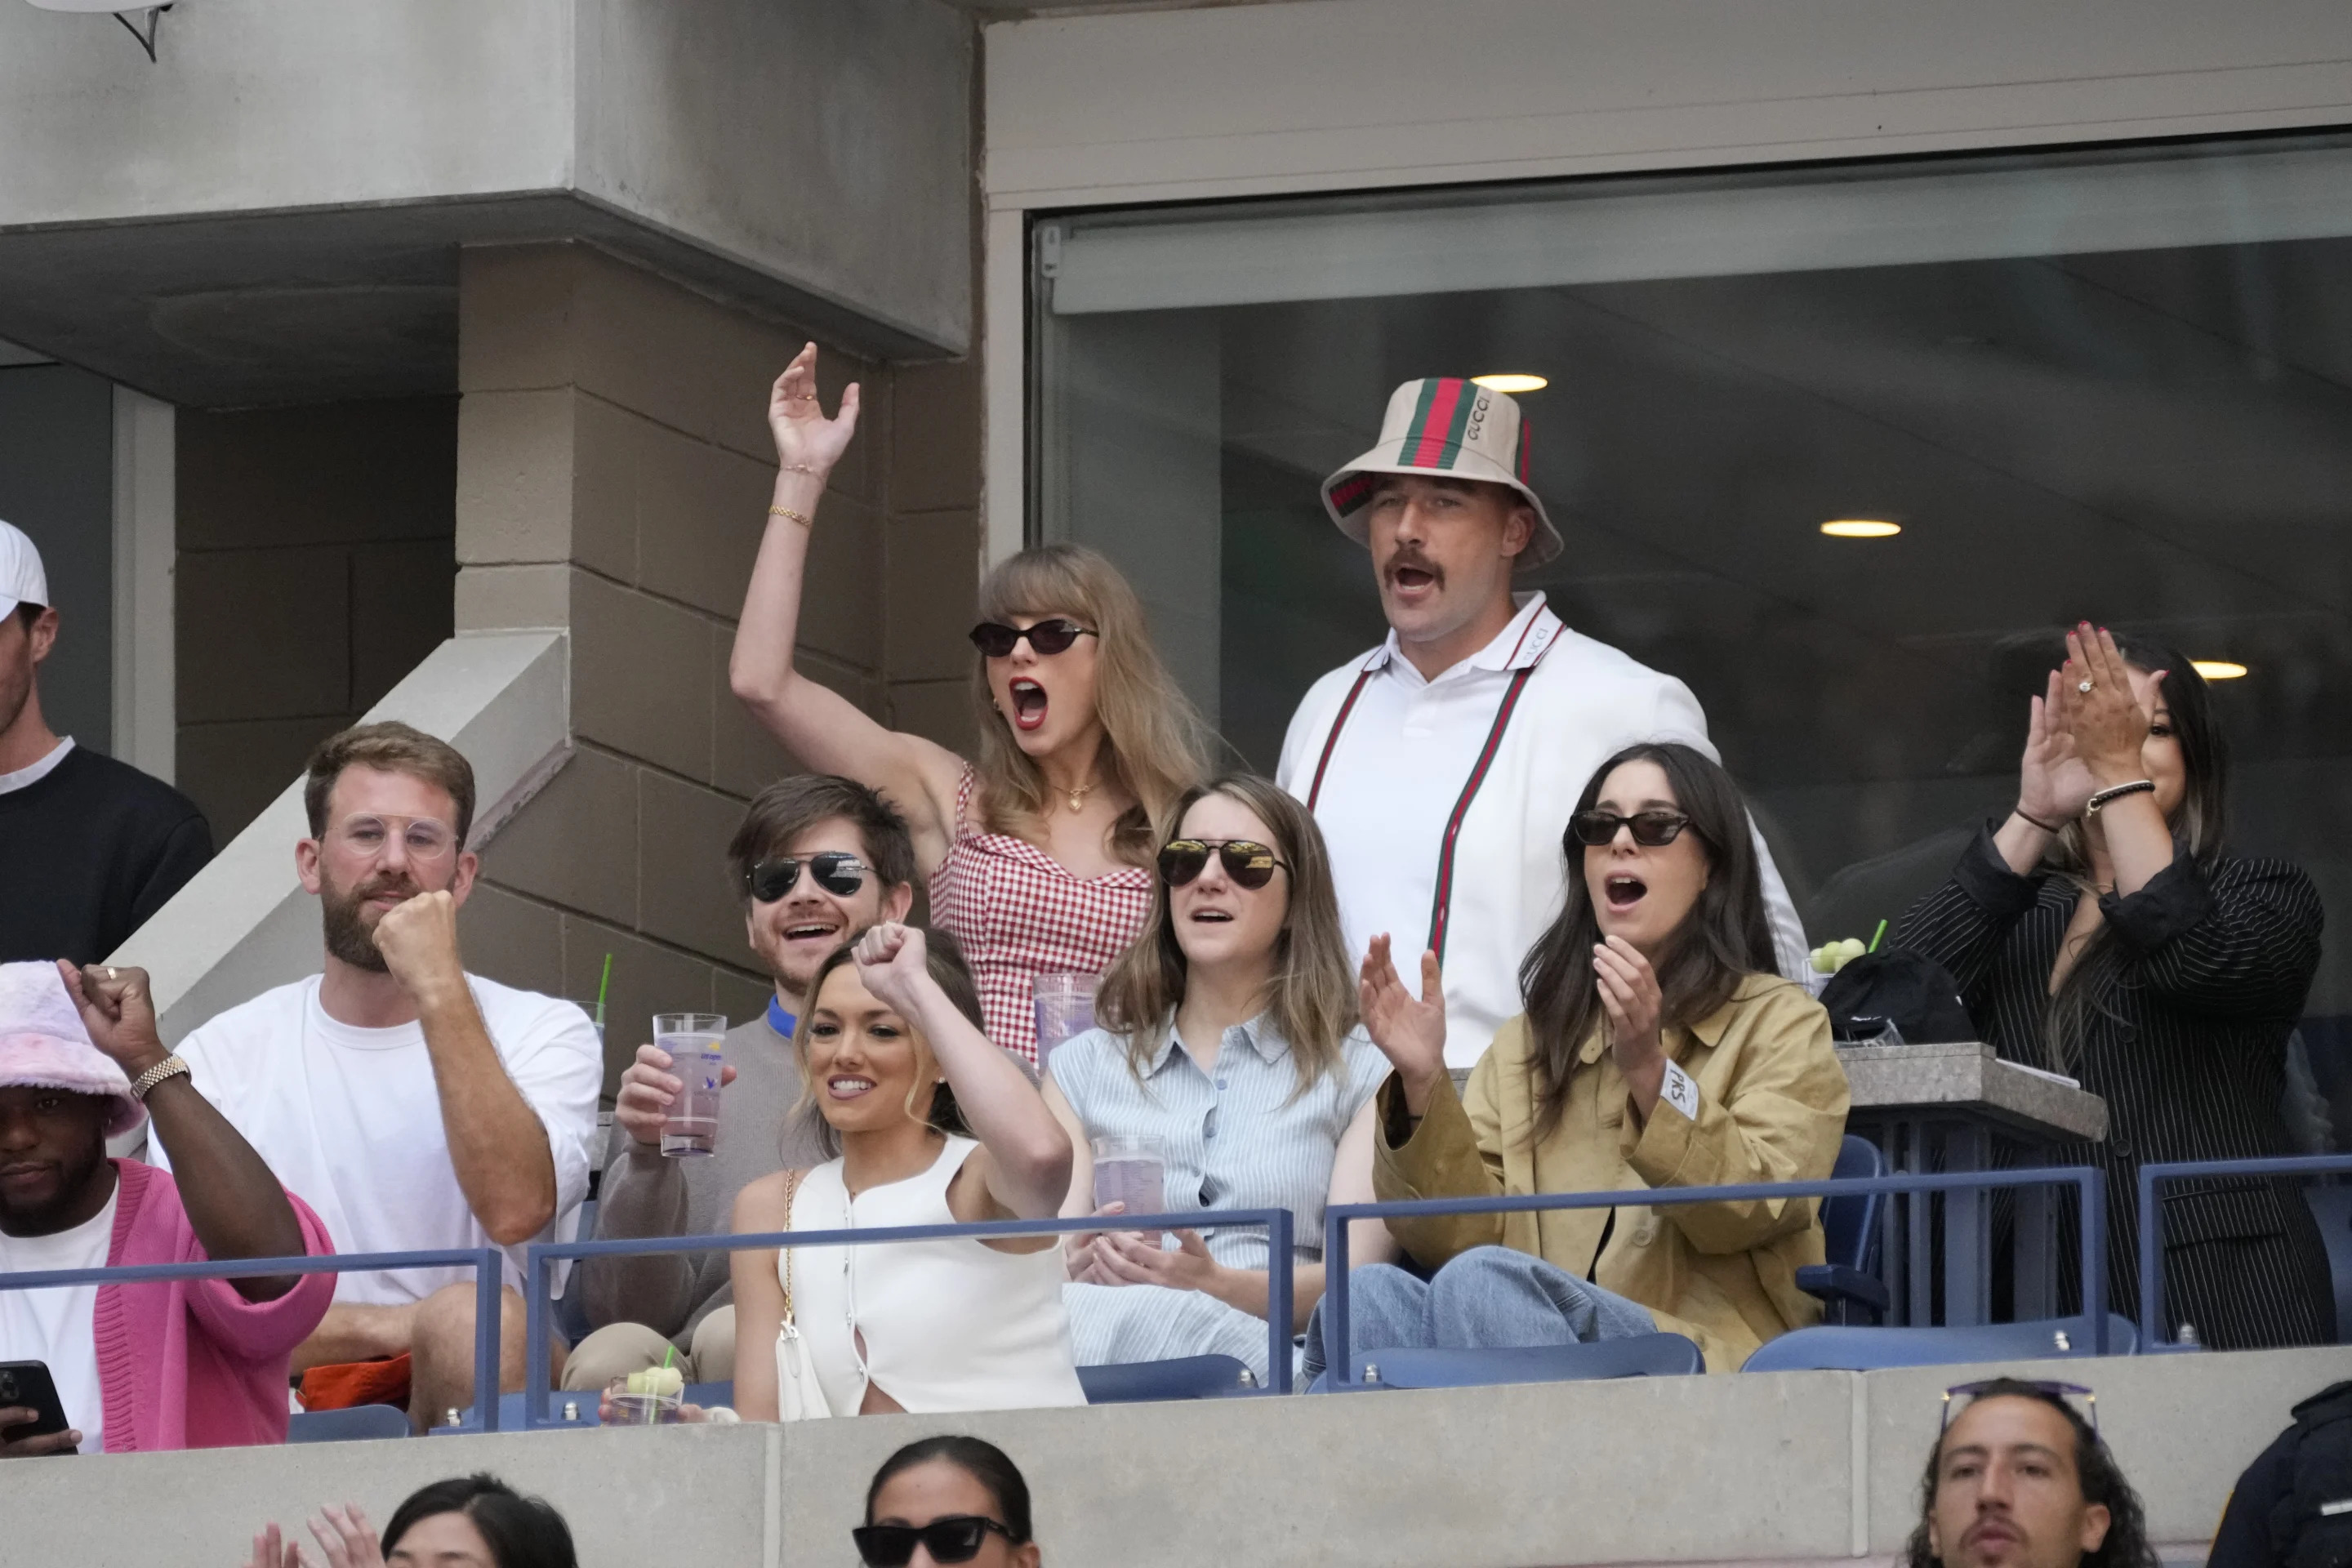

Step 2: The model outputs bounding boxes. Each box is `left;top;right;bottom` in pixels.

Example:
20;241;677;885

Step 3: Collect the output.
1472;373;1548;393
1820;519;1902;538
2191;660;2248;680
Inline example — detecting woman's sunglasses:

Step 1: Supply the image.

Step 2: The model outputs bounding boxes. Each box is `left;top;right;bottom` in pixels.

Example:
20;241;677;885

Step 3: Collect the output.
743;853;869;902
1566;809;1696;849
1158;838;1288;890
853;1517;1016;1566
968;618;1098;658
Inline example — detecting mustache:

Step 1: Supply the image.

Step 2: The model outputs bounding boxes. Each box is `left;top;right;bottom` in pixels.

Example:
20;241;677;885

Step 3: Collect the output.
1383;546;1443;585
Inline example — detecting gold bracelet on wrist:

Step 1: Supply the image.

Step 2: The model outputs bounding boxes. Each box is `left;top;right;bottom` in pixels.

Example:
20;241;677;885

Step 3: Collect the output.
128;1054;190;1102
768;506;812;527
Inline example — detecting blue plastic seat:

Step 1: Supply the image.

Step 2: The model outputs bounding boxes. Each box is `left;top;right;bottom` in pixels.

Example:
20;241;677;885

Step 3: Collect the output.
1336;1333;1705;1390
1740;1312;2140;1372
288;1403;411;1443
1079;1355;1256;1403
1796;1136;1890;1324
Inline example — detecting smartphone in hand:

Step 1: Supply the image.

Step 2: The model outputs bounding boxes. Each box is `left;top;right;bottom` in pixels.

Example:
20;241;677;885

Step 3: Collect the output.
0;1361;77;1453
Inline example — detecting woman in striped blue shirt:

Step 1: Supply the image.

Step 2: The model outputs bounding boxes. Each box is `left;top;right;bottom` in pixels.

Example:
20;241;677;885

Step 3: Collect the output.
1042;774;1395;1381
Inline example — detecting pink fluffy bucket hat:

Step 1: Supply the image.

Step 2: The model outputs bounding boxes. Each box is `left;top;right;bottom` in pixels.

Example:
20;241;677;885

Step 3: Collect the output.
0;961;143;1136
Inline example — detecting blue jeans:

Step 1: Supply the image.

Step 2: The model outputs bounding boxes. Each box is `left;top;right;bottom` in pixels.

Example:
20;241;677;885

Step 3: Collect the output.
1302;1246;1658;1383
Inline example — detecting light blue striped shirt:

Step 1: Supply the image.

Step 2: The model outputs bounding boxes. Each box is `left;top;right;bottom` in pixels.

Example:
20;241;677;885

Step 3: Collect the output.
1047;1014;1388;1272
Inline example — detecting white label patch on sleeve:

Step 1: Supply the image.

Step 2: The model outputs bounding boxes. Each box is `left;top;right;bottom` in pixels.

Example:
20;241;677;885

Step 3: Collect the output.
1660;1061;1700;1121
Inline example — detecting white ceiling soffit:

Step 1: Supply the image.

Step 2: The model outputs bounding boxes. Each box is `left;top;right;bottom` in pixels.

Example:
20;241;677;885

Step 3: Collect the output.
1047;140;2352;315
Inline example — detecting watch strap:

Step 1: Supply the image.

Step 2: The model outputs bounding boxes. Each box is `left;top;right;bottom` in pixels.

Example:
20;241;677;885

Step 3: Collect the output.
127;1054;190;1102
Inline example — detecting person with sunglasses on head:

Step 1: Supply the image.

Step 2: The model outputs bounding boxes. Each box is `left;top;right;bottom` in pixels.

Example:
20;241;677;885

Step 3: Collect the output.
1908;1379;2155;1568
731;346;1210;1064
154;723;603;1431
1307;742;1846;1378
731;922;1084;1419
857;1436;1040;1568
563;776;920;1397
1276;379;1809;1076
1041;775;1396;1383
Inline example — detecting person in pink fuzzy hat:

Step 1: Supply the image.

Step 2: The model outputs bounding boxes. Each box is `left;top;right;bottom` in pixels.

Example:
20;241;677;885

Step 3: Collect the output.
0;959;333;1455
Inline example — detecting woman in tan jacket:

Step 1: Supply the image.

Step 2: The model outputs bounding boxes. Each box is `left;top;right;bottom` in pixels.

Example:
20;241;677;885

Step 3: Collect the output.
1315;742;1848;1376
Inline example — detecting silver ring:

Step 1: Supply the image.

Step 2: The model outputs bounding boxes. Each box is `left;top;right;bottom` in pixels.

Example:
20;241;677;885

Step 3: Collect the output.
2078;680;2094;694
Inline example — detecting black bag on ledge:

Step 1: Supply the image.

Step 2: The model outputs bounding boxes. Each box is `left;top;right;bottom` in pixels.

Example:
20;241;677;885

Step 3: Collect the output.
1817;951;1976;1045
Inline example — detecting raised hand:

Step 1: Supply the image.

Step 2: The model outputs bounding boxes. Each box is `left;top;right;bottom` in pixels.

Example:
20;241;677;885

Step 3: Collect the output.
850;921;932;1017
614;1042;738;1148
301;1505;386;1568
767;342;861;479
2058;623;2158;787
1359;935;1447;1102
2017;666;2098;828
368;890;468;1007
58;960;169;1078
243;1522;305;1568
1592;937;1664;1076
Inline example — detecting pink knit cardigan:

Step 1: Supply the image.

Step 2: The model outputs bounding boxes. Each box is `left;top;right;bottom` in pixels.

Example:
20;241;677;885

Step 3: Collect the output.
93;1160;335;1453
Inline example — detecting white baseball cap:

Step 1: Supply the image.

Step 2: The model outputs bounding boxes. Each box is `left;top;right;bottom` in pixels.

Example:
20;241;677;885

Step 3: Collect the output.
0;520;47;620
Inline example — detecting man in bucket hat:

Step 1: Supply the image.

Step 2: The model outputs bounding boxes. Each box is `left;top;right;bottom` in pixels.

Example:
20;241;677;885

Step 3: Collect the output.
1277;377;1808;1067
0;960;332;1454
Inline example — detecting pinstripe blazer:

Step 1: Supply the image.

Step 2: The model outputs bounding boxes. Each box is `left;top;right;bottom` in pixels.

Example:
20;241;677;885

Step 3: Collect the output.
1896;826;2331;1348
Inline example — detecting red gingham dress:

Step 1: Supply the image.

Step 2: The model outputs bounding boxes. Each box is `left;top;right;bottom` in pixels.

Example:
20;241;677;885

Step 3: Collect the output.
929;767;1154;1064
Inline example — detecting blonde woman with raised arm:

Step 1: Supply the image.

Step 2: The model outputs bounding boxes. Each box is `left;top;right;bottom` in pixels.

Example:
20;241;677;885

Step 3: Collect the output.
730;346;1210;1062
730;924;1085;1419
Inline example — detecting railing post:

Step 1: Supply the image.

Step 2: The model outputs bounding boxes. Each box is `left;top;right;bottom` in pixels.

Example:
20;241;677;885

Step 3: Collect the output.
1264;1208;1294;1395
2136;1164;2163;1351
1322;1206;1352;1389
2078;1174;2107;1355
472;1248;503;1432
522;1247;554;1432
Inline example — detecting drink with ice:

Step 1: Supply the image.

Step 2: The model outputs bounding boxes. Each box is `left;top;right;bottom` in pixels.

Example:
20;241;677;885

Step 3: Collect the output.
655;1012;728;1157
1090;1134;1167;1247
1031;973;1098;1071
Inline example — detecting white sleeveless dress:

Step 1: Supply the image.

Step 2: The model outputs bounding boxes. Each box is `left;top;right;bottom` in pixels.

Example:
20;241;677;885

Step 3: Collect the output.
782;1135;1086;1414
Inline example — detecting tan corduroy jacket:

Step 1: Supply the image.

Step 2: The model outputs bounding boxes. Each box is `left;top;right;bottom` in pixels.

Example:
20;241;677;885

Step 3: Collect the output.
1372;973;1849;1371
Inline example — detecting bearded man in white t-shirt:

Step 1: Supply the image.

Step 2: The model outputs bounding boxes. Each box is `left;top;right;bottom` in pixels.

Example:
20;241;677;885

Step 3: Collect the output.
156;721;601;1430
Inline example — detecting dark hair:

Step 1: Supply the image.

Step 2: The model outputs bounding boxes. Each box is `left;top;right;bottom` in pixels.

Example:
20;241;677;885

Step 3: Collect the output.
12;602;39;634
866;1435;1033;1544
380;1474;577;1568
2042;635;2227;1073
796;927;985;1156
728;774;918;904
304;720;478;847
1518;742;1774;1140
1904;1382;2156;1568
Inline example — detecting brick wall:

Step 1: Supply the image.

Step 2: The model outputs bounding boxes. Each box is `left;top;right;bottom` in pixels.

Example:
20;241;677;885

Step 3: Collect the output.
451;243;981;1091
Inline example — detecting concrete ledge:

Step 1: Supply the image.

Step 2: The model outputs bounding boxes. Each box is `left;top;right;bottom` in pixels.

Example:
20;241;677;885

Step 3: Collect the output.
111;631;568;1045
12;1346;2346;1566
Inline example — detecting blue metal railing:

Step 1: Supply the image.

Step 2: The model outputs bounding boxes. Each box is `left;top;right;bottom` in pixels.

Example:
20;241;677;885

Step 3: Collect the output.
519;1206;1296;1427
0;1247;506;1432
2137;1151;2352;1348
1321;1165;2110;1383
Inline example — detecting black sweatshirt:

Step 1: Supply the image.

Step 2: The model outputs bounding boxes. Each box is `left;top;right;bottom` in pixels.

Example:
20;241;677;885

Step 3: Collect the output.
0;743;213;965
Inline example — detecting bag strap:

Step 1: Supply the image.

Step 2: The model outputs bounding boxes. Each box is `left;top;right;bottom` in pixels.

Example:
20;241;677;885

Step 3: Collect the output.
779;1169;804;1325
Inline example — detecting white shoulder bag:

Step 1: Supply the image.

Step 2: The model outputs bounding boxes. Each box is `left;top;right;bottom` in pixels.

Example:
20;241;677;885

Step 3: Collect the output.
774;1169;834;1423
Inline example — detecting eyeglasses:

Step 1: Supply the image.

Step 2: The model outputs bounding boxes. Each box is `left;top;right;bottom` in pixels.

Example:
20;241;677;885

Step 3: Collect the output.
852;1517;1017;1566
1942;1379;2097;1432
326;814;460;862
968;618;1097;658
1566;809;1696;849
744;853;870;902
1157;838;1288;890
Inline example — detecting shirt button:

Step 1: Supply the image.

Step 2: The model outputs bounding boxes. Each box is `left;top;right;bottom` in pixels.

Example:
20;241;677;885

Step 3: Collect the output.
1216;1080;1228;1090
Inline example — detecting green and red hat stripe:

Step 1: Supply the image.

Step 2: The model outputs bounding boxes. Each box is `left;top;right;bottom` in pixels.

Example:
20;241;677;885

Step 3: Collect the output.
1404;377;1479;470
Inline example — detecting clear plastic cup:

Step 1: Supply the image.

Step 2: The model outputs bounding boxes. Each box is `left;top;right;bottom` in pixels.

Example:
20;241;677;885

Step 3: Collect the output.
1032;973;1098;1070
605;1392;682;1426
1091;1132;1167;1248
655;1013;727;1157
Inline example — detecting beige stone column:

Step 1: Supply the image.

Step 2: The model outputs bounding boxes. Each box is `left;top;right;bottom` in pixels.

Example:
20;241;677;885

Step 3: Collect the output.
450;242;978;1088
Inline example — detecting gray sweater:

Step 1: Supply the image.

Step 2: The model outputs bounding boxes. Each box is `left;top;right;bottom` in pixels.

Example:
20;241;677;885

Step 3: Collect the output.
581;1009;831;1341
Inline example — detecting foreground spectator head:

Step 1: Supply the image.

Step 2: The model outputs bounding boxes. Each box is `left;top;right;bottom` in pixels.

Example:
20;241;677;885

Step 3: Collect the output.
0;960;142;1234
728;774;918;1000
246;1473;577;1568
858;1435;1039;1568
298;721;479;971
1907;1380;2154;1568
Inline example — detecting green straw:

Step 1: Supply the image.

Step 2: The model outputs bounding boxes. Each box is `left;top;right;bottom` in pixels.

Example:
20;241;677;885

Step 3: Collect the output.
1869;918;1888;953
595;952;614;1027
661;1343;675;1371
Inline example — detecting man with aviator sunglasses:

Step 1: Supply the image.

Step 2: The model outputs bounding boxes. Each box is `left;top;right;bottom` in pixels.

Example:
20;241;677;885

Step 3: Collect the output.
1278;376;1808;1068
567;774;917;1396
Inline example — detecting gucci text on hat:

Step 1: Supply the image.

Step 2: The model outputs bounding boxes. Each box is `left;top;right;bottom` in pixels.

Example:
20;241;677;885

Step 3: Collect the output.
1321;378;1562;568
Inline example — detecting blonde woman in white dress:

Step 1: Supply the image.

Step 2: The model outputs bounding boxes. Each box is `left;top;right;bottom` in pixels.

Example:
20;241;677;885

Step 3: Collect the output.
732;924;1085;1419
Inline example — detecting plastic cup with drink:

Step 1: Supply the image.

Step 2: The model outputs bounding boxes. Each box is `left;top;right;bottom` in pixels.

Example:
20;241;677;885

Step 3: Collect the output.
1032;972;1098;1072
1091;1132;1168;1250
655;1012;727;1157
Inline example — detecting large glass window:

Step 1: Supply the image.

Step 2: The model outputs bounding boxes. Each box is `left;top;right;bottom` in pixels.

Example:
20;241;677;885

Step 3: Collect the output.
1031;132;2352;1056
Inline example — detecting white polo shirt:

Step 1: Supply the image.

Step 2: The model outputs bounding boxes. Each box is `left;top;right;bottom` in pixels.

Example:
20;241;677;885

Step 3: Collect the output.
1277;592;1808;1068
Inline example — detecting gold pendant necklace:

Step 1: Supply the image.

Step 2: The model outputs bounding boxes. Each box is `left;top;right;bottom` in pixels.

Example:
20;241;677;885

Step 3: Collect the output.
1063;780;1097;813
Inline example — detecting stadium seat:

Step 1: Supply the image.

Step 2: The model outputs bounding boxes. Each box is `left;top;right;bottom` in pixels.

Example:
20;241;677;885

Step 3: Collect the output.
1079;1355;1257;1402
1740;1312;2140;1371
287;1403;411;1443
1328;1333;1705;1391
2304;1184;2352;1345
1796;1135;1890;1324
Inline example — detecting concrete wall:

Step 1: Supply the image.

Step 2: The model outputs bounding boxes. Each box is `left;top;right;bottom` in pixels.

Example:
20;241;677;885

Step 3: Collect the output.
175;399;457;841
9;1346;2349;1566
451;243;981;1090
